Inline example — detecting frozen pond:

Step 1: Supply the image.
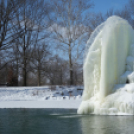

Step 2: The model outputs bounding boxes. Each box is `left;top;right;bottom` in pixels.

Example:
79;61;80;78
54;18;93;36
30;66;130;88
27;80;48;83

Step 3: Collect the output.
0;109;134;134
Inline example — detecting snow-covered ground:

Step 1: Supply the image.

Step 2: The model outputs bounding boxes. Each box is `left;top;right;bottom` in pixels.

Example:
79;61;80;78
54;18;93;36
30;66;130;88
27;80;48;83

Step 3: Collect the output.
0;86;83;109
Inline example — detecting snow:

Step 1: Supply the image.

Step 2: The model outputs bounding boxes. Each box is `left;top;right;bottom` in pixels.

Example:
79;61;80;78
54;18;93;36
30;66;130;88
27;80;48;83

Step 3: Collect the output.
78;16;134;115
0;100;81;109
0;86;82;109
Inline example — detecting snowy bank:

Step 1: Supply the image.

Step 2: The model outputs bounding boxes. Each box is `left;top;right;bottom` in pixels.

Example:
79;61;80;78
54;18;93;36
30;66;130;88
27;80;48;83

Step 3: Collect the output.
0;86;82;109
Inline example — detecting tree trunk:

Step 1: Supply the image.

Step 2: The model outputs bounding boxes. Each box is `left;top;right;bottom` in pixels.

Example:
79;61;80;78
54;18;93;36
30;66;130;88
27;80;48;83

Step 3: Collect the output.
23;55;27;86
23;25;27;86
16;58;19;86
23;6;27;86
37;68;41;86
23;68;27;86
37;59;41;86
60;69;63;85
69;44;73;85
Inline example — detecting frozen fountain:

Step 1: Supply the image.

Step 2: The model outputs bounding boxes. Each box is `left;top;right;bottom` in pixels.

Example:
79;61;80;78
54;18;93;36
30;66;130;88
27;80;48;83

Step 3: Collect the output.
78;16;134;115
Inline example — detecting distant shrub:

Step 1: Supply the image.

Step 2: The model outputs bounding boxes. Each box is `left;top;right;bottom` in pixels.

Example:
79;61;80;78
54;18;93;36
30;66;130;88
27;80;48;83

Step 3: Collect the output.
50;85;56;90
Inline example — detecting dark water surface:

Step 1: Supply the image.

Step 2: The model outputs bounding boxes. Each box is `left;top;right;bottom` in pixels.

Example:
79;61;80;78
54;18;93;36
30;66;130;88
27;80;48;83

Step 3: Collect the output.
0;109;134;134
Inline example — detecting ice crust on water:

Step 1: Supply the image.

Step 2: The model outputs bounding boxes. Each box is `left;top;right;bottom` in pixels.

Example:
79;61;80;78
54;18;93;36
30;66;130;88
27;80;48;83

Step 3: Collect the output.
78;16;134;115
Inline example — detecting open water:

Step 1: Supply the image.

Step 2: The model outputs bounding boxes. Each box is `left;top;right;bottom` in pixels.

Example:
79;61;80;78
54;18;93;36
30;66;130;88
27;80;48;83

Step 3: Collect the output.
0;109;134;134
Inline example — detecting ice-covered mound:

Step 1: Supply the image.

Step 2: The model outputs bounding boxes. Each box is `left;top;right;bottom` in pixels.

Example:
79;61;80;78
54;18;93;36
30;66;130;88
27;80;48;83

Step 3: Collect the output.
78;16;134;115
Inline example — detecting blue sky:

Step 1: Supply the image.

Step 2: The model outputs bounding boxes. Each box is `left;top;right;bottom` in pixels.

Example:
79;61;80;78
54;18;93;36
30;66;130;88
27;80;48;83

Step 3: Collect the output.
93;0;129;13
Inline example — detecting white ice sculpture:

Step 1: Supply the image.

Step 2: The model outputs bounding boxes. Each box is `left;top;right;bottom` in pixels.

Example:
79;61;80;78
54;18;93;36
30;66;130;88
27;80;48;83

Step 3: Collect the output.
78;16;134;115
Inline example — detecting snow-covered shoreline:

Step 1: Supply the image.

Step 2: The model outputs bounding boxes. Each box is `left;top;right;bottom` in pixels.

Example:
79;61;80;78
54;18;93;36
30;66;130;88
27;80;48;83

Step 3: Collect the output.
0;86;82;109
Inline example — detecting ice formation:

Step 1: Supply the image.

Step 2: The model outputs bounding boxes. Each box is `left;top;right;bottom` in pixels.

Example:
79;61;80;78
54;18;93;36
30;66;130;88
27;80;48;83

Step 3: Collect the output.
78;16;134;115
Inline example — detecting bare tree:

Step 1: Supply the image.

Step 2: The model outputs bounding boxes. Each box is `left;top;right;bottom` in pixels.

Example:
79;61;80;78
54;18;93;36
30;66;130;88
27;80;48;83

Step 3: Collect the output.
11;0;52;86
31;43;50;86
73;63;83;85
0;0;21;72
45;55;69;85
125;0;134;28
0;0;13;50
7;65;18;86
50;0;93;85
105;6;131;23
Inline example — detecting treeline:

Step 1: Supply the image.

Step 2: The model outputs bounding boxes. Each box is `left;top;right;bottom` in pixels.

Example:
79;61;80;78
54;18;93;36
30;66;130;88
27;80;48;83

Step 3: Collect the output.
0;0;134;86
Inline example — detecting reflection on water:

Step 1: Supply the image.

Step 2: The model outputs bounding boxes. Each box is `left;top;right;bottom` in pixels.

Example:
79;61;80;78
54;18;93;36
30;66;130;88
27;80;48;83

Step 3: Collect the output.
80;115;134;134
0;109;134;134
